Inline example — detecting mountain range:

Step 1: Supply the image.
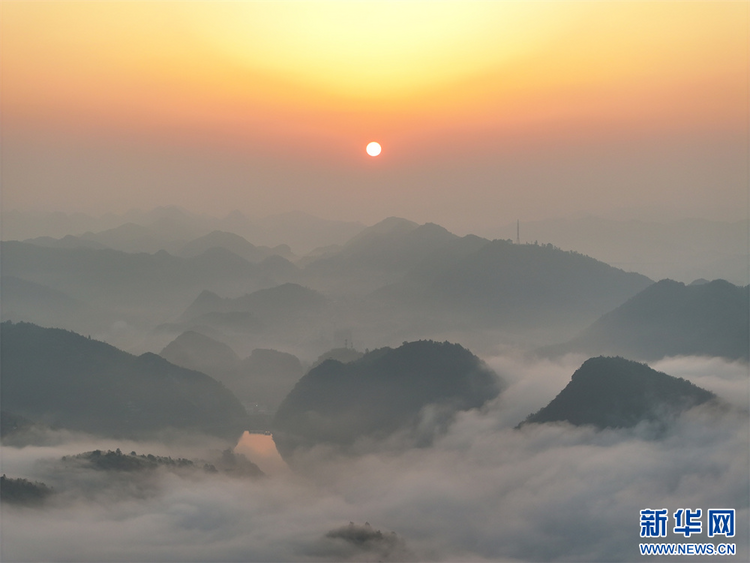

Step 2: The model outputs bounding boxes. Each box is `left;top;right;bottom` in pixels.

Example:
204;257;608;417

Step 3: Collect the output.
360;229;652;340
5;207;365;255
5;213;747;365
493;215;748;286
0;241;299;343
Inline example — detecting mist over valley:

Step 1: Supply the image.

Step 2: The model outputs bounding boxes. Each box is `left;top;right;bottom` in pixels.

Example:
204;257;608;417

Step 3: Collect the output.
1;209;747;562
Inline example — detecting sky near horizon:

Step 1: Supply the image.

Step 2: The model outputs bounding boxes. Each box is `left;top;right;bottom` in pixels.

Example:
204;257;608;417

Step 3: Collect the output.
2;1;748;234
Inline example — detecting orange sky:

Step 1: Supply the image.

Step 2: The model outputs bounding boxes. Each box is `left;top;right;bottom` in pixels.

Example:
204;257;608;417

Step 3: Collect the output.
2;1;747;231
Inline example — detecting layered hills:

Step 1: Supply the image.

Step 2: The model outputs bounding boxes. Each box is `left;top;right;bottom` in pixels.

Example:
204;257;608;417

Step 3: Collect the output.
540;279;749;361
175;230;293;262
162;284;330;355
181;283;327;324
8;207;365;256
160;330;304;414
302;218;491;295
0;242;298;331
1;322;248;441
3;217;657;354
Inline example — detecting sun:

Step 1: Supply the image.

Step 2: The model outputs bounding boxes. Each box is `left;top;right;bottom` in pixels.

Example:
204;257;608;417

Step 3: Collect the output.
366;142;382;157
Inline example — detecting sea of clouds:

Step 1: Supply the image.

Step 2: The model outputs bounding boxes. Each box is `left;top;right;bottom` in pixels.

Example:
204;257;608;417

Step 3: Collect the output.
1;354;747;562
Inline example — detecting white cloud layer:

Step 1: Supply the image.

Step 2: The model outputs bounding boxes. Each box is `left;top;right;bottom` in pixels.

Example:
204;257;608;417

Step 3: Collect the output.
1;355;747;562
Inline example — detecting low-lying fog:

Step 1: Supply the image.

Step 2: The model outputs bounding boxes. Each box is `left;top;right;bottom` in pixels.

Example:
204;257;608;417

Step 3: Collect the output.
2;355;747;562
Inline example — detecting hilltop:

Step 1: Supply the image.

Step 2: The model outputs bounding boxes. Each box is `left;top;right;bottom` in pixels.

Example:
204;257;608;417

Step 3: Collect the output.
272;340;502;459
521;356;718;429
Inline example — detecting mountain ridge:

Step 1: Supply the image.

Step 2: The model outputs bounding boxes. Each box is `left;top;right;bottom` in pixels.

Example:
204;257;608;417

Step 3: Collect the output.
1;321;249;441
539;279;749;361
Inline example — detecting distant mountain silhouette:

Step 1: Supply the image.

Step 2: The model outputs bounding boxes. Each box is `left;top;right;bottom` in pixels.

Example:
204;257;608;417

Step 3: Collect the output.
78;222;195;254
22;234;108;250
370;239;653;333
1;322;249;441
23;222;179;254
181;283;328;324
0;242;298;329
494;216;748;286
348;216;419;239
1;241;264;302
272;340;502;459
160;330;241;375
540;279;749;361
2;207;366;256
302;218;480;295
6;219;659;356
310;347;364;369
251;211;366;255
177;230;294;262
0;276;83;327
160;331;304;415
258;254;300;281
181;290;226;318
521;356;717;429
184;312;264;334
238;349;305;412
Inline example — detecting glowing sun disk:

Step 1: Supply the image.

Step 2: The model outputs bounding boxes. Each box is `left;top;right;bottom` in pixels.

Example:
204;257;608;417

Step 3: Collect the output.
366;142;382;157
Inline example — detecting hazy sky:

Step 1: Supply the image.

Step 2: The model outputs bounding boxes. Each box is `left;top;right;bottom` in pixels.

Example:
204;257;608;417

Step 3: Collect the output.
2;1;748;233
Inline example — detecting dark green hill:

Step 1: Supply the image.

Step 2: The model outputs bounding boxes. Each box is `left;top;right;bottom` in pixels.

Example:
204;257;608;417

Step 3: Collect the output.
540;279;749;361
521;356;717;429
1;322;248;441
60;448;263;479
0;475;54;506
272;340;502;459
